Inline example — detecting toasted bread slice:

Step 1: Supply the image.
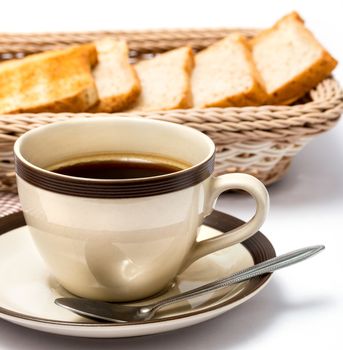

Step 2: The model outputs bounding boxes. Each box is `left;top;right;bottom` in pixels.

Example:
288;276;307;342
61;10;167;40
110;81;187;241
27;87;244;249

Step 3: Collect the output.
251;12;337;105
91;38;141;112
0;44;98;114
131;47;194;111
192;34;266;108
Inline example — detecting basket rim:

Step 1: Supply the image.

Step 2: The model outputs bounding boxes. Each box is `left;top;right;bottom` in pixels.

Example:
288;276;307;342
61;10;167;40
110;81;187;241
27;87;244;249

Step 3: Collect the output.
0;76;341;144
0;28;258;54
0;27;259;39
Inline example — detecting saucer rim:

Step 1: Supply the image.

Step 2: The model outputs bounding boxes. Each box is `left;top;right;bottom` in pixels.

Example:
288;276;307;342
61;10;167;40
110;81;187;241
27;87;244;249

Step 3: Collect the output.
0;210;275;328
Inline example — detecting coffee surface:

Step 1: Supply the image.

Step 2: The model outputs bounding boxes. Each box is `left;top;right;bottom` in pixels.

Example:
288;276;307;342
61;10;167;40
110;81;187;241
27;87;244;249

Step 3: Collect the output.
50;154;187;179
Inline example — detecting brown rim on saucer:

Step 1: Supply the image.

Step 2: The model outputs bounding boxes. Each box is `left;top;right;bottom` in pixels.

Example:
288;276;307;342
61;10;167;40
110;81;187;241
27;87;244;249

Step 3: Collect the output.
0;210;275;328
15;152;215;198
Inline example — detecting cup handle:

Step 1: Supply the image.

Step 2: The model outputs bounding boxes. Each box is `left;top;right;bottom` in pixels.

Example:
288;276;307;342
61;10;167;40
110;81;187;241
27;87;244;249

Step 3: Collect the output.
182;173;269;269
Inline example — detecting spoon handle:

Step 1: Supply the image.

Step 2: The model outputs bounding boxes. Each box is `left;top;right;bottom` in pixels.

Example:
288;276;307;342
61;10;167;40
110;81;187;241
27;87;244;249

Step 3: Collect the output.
146;245;324;314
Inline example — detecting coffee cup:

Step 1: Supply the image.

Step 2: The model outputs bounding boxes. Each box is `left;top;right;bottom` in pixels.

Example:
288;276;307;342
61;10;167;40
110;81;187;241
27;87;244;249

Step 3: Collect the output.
14;117;269;301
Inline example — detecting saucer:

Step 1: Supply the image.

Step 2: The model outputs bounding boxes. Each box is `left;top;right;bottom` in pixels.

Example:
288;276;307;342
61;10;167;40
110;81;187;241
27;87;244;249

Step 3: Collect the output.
0;210;275;338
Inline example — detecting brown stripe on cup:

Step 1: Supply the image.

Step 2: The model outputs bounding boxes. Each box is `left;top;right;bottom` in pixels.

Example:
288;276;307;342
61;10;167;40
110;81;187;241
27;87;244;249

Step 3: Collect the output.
15;153;215;198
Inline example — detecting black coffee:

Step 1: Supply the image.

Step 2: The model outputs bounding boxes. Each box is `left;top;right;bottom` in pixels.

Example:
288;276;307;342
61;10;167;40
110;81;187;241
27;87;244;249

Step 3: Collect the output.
51;156;185;179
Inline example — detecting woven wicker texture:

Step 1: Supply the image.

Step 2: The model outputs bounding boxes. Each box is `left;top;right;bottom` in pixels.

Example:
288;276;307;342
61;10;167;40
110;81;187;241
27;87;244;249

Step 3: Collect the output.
0;29;257;57
0;29;342;192
0;192;20;217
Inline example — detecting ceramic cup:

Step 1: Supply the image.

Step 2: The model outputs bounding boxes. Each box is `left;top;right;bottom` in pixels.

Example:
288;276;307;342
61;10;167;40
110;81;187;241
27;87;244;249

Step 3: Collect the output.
14;117;269;301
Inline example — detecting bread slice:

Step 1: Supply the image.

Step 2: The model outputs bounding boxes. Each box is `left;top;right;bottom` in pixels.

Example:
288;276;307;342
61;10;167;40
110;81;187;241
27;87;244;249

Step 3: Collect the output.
130;47;194;111
0;44;98;114
251;12;337;105
192;33;266;108
91;38;141;112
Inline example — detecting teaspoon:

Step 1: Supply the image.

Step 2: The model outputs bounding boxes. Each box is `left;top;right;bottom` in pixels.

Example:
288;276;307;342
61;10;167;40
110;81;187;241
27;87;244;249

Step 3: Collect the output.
55;245;324;323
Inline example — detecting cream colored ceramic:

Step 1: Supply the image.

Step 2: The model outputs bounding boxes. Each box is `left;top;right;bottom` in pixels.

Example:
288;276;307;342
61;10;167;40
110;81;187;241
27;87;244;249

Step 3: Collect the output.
0;218;274;338
14;117;269;301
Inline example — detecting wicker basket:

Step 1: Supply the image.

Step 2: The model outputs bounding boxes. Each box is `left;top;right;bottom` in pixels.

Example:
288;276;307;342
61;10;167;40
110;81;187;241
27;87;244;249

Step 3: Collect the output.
0;28;342;192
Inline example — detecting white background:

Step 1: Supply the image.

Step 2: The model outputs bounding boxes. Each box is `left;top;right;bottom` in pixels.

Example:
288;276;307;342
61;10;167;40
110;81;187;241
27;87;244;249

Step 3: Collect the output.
0;0;342;349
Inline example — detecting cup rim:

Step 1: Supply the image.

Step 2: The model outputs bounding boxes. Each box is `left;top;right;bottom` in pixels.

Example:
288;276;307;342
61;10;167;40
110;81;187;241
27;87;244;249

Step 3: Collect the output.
14;117;216;198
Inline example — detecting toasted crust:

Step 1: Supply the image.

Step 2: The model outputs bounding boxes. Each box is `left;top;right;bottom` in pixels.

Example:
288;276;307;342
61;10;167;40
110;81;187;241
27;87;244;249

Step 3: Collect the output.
192;34;267;108
174;47;194;109
0;44;99;114
251;12;337;105
130;46;194;111
234;35;267;106
270;51;337;105
91;38;141;112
